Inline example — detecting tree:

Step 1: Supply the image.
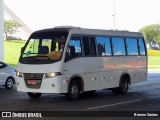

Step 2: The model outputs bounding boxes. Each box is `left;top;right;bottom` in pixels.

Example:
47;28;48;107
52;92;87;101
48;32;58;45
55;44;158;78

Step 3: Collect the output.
4;19;21;40
139;24;160;46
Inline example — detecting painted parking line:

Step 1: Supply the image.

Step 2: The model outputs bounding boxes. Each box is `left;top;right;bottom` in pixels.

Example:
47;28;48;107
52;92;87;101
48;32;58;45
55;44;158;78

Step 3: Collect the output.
86;99;142;110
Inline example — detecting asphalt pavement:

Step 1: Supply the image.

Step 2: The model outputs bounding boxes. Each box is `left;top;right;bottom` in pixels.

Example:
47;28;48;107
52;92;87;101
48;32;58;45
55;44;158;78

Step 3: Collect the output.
0;70;160;120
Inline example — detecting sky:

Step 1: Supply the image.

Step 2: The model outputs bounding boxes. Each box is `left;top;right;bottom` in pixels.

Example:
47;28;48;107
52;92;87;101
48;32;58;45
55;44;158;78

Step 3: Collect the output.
4;0;160;33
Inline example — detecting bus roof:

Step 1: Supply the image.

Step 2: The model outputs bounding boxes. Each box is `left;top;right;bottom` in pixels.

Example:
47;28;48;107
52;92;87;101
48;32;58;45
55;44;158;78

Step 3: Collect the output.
31;26;143;38
55;26;143;38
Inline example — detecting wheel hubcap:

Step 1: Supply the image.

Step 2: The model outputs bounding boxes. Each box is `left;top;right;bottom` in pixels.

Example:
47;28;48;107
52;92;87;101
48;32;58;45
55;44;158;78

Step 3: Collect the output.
71;85;79;97
7;79;14;88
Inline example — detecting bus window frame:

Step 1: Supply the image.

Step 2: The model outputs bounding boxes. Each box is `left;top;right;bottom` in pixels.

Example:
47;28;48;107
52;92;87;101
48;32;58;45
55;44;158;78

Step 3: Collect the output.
65;34;147;62
65;34;83;62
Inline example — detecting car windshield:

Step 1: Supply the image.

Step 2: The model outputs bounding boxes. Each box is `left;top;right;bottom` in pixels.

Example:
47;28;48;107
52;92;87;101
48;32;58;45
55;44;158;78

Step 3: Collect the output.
20;30;68;64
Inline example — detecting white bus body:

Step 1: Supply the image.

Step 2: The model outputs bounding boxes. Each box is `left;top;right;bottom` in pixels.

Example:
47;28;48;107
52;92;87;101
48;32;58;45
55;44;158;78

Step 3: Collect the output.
16;26;147;100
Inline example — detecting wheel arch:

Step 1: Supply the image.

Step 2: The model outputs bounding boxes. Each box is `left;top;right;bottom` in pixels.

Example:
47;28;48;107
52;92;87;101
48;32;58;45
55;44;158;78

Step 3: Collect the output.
67;75;84;93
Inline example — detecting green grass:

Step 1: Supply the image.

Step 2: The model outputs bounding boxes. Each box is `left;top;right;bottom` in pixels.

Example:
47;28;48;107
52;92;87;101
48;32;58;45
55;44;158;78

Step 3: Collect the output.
4;41;160;69
148;56;160;69
4;40;25;67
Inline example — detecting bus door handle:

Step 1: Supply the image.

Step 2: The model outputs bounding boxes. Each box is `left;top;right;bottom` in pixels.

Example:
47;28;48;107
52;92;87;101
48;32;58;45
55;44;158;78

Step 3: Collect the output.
64;70;68;72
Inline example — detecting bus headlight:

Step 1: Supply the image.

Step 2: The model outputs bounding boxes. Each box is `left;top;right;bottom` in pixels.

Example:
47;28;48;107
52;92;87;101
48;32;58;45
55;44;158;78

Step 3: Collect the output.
16;71;23;78
45;72;62;78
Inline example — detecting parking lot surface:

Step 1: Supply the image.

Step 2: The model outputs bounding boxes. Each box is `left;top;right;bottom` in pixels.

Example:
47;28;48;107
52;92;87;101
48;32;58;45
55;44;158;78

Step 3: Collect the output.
0;70;160;120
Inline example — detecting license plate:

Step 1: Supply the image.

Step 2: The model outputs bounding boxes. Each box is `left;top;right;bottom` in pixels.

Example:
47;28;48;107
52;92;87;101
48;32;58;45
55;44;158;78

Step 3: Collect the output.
27;80;40;85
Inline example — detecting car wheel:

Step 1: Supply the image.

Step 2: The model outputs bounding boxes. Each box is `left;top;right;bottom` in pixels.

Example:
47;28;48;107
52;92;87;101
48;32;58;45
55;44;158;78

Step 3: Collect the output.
5;77;15;89
27;92;42;99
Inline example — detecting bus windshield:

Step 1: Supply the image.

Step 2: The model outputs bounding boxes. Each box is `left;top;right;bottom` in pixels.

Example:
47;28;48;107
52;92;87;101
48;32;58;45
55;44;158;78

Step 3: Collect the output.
20;31;68;64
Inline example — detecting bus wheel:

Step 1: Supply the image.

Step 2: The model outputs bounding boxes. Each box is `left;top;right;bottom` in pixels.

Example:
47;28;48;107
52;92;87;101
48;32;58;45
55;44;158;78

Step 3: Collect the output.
112;76;129;94
27;92;42;99
119;77;129;94
65;80;81;101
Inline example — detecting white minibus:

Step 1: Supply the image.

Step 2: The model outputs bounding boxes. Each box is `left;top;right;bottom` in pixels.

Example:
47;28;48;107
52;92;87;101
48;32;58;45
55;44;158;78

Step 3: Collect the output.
16;26;147;100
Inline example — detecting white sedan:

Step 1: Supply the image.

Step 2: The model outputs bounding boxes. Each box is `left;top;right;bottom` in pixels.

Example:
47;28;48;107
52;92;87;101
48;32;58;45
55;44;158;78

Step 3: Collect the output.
0;62;16;89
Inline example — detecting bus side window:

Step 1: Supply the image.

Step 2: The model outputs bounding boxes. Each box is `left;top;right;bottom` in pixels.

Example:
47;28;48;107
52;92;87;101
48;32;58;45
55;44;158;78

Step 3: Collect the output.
89;37;96;56
82;36;90;56
96;36;112;56
138;38;146;55
126;38;138;55
112;37;126;55
66;36;82;60
82;36;96;56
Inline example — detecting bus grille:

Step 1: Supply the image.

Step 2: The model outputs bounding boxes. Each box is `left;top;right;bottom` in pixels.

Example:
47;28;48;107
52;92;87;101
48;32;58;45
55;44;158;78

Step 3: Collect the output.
23;73;44;89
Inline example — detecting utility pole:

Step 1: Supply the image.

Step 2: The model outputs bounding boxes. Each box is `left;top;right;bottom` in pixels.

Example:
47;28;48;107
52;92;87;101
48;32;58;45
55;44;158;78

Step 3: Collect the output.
0;0;4;61
113;0;116;30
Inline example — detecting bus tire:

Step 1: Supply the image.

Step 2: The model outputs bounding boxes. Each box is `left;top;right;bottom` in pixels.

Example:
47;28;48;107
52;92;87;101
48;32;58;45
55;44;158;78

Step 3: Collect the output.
65;80;81;101
27;92;42;99
112;76;129;94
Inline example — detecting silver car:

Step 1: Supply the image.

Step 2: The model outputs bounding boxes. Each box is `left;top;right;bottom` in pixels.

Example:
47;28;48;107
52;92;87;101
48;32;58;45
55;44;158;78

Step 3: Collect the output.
0;62;16;89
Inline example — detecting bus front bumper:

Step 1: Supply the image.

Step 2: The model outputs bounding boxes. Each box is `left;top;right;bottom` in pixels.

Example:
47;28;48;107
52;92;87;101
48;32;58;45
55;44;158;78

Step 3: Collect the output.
16;76;68;94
